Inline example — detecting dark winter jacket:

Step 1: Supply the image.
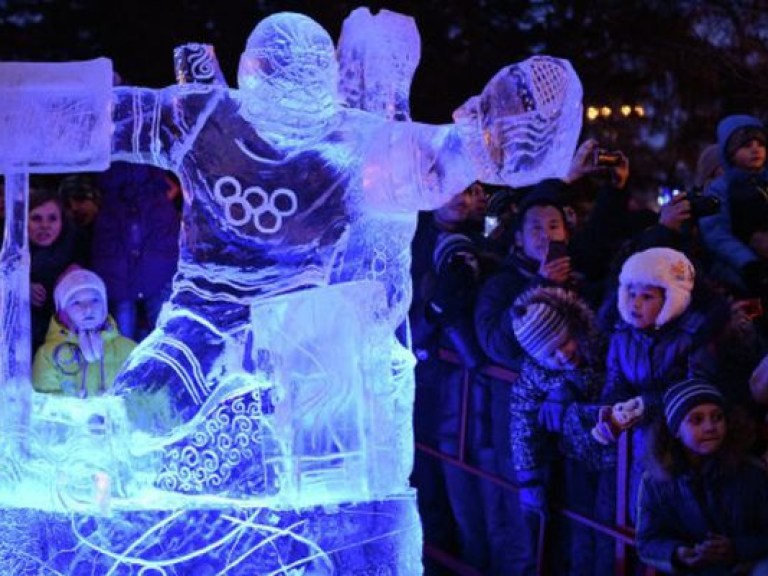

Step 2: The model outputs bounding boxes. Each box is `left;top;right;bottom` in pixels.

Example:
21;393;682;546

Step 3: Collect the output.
30;222;81;352
601;307;720;423
474;250;544;370
92;162;180;302
636;457;768;575
699;115;768;288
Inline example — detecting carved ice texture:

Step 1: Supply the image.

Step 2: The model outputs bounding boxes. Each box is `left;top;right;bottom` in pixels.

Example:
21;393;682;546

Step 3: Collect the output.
0;59;112;473
0;8;583;575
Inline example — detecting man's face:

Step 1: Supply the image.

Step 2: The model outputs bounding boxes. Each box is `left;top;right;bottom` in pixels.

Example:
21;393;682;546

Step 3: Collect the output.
732;139;767;172
677;403;726;458
517;205;567;262
67;197;99;227
464;183;488;223
623;283;664;329
63;287;106;331
28;200;63;247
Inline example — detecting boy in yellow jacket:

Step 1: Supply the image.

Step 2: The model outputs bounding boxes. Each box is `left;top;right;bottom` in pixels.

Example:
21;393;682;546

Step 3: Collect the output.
32;267;137;397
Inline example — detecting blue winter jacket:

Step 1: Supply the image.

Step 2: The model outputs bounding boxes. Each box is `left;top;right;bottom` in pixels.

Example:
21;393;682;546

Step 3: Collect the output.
699;115;768;285
636;457;768;575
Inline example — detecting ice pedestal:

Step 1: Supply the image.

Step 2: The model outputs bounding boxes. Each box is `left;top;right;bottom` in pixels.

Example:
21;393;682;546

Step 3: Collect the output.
1;494;422;575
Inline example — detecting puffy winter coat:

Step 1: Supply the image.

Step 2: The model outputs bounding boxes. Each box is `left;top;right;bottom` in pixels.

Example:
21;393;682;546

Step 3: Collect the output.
699;115;768;286
32;315;137;397
636;457;768;575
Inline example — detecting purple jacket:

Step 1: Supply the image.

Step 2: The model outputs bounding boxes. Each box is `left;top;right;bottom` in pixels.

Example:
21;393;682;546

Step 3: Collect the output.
92;162;180;301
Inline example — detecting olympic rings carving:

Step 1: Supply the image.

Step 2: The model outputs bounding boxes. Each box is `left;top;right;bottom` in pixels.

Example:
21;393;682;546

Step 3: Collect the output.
214;176;298;234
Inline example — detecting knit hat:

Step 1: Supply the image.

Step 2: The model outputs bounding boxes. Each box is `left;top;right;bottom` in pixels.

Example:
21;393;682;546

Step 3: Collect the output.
510;286;584;362
54;268;107;314
726;126;767;161
618;247;694;328
663;378;725;434
693;144;721;189
433;233;476;274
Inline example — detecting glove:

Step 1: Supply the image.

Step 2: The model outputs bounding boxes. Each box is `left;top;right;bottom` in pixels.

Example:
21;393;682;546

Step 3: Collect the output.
538;386;574;432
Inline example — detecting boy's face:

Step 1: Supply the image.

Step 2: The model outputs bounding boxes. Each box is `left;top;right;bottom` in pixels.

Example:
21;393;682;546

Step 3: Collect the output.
535;335;580;371
67;197;100;227
63;287;106;331
677;403;726;457
624;283;664;329
517;205;568;263
731;138;766;172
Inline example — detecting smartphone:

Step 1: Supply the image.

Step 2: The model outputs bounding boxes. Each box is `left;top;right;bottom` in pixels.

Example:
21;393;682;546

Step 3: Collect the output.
545;240;568;263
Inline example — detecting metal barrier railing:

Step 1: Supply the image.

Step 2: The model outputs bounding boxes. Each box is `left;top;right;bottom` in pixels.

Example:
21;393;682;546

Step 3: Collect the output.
415;348;657;576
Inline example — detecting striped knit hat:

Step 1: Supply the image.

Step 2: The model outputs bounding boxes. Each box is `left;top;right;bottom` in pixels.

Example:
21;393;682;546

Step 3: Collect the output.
511;288;570;361
433;232;476;274
663;378;724;433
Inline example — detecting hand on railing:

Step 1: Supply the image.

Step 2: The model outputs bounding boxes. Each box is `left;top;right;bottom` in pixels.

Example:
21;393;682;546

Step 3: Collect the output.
591;396;644;444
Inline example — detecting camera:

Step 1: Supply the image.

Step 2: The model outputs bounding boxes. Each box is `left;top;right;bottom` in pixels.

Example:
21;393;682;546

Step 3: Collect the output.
657;186;720;218
592;149;623;167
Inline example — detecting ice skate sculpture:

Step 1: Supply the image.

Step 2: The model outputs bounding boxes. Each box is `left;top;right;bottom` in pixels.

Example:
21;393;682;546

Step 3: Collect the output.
0;7;583;575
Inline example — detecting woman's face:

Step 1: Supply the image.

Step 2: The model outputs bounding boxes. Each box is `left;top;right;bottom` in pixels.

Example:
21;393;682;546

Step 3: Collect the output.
677;403;726;457
29;200;63;247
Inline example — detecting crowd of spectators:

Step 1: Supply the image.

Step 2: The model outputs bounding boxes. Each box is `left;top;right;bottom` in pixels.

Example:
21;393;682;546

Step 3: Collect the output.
410;121;768;575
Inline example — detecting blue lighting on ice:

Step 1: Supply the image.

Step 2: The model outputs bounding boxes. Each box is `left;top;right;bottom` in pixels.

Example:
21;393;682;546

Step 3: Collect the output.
0;7;582;574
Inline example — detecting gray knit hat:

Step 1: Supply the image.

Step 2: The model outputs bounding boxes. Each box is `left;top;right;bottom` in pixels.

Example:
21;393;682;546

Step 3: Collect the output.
433;233;476;274
663;378;724;433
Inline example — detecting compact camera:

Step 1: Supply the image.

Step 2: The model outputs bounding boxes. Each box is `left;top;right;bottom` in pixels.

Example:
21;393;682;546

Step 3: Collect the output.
592;149;623;167
657;186;721;218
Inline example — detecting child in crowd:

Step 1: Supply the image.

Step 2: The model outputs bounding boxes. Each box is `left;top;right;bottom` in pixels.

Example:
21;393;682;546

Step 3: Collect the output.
32;267;137;397
595;247;723;520
510;285;615;575
699;115;768;297
636;378;768;576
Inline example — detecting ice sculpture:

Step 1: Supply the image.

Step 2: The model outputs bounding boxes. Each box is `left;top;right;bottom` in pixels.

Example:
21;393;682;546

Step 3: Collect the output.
0;7;583;575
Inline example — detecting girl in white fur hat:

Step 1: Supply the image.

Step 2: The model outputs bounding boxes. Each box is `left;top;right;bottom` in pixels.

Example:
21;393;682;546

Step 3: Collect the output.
594;247;725;522
32;266;137;397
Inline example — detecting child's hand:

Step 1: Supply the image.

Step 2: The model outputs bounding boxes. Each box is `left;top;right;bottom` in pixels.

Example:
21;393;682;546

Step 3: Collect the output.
676;546;706;568
695;533;734;565
590;397;644;444
591;406;619;444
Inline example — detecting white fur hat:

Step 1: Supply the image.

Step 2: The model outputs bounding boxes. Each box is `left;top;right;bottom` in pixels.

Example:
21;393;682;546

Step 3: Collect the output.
618;247;694;328
54;268;107;313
